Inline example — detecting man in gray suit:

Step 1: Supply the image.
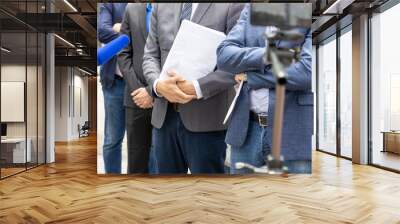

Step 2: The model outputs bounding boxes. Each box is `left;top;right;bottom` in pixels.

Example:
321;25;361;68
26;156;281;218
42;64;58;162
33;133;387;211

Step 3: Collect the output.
142;3;244;174
118;3;154;173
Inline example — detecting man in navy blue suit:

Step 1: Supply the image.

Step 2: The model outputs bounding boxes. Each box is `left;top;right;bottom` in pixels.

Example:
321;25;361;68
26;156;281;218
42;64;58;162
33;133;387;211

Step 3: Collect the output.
98;3;127;173
217;4;313;174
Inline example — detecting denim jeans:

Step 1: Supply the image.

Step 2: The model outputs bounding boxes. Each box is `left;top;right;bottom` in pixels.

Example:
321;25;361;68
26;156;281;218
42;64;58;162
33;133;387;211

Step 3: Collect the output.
102;78;125;173
148;146;158;174
230;120;311;174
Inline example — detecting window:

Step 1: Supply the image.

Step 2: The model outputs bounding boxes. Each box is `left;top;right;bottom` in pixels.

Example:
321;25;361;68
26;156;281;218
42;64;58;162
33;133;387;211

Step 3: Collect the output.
339;28;352;158
370;2;400;171
318;37;337;154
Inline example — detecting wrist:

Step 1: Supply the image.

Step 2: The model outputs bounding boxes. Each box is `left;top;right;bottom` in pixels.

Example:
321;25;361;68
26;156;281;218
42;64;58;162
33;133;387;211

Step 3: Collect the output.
157;80;164;94
153;79;163;97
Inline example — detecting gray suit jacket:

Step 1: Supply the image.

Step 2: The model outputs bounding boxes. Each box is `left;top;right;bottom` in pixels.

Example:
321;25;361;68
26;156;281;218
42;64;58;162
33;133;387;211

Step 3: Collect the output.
118;3;150;108
143;3;245;132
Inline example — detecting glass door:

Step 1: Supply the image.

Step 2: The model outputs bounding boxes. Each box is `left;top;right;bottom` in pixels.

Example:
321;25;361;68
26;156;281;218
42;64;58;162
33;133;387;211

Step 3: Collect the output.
0;0;47;179
0;18;28;178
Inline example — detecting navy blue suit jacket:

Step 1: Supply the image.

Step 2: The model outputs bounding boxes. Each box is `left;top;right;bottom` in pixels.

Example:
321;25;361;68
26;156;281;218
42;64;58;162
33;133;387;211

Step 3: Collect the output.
217;4;313;161
98;3;127;89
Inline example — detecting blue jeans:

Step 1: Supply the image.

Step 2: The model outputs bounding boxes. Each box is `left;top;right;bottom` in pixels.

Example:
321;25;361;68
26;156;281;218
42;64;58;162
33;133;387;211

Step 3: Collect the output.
152;107;226;174
230;120;311;174
102;78;125;173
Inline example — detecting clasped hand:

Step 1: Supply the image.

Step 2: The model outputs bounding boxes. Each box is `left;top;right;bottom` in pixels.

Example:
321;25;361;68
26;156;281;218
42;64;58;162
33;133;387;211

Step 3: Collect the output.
132;87;153;109
156;70;197;104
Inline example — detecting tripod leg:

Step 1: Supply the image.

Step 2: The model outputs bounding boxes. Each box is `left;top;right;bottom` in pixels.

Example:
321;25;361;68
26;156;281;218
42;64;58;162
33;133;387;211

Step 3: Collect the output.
271;84;285;160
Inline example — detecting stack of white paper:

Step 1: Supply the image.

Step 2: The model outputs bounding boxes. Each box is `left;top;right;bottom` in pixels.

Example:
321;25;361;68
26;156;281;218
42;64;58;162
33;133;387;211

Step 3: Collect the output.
160;20;227;81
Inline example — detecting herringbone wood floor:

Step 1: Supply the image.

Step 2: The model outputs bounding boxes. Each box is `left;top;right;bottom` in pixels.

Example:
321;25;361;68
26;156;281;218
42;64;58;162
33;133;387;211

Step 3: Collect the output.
1;135;400;224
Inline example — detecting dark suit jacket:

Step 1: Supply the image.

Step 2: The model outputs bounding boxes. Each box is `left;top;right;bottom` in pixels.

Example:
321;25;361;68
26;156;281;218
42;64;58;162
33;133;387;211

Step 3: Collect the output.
98;3;127;89
143;3;245;132
118;3;150;108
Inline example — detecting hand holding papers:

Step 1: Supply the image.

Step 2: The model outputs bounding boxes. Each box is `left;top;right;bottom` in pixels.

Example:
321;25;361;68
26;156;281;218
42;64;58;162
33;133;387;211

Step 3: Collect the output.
160;20;227;81
156;71;196;104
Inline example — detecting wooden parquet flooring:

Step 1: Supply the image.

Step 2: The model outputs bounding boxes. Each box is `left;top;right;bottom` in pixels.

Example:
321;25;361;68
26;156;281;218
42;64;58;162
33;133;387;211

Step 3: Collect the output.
1;135;400;223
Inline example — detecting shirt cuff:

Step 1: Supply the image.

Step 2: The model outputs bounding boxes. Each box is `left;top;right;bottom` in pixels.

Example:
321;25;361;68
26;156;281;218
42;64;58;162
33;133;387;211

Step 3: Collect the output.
192;80;203;99
153;79;163;97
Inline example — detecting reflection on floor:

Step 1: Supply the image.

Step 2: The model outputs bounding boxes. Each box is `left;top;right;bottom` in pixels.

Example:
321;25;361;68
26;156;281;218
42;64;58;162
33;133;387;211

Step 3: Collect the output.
373;150;400;171
0;135;400;223
0;167;25;178
0;162;42;179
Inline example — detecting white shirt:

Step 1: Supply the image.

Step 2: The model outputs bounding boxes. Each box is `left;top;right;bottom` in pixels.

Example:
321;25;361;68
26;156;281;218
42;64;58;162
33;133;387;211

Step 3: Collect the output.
190;3;199;18
115;64;123;77
250;88;269;114
153;3;204;98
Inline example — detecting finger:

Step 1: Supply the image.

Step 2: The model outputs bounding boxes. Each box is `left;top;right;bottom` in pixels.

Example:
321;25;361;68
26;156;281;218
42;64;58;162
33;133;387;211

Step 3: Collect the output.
167;70;177;77
234;77;240;83
132;89;140;96
176;80;185;87
176;82;185;91
144;102;152;109
134;94;144;101
134;99;141;106
134;97;142;104
138;103;146;109
175;92;195;104
164;95;175;103
171;76;185;83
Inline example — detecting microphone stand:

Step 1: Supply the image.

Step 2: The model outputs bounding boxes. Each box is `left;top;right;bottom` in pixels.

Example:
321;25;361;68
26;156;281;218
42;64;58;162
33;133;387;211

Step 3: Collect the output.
235;28;303;175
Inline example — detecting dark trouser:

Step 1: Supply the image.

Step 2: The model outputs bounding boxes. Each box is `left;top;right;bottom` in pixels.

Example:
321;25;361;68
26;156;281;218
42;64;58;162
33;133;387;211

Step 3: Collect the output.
102;78;125;174
152;107;226;174
125;107;152;173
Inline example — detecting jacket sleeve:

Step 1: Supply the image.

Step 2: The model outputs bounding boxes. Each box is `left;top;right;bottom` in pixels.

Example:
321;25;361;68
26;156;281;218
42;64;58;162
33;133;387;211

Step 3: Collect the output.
98;3;119;44
142;4;161;95
216;4;266;75
117;6;145;94
247;31;312;91
196;3;245;99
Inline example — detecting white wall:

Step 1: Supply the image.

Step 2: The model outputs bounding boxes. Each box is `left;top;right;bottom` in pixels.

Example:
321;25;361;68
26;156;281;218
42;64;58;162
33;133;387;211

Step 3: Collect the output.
54;67;89;141
1;65;38;138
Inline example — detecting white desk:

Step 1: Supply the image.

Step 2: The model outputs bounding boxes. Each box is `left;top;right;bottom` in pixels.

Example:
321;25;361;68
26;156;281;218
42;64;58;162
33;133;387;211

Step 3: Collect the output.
1;138;31;163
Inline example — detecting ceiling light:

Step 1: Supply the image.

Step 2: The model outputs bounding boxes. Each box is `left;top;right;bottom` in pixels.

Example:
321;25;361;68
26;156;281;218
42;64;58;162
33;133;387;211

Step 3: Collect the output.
323;0;345;15
1;47;11;53
54;34;75;48
78;67;93;76
63;0;78;12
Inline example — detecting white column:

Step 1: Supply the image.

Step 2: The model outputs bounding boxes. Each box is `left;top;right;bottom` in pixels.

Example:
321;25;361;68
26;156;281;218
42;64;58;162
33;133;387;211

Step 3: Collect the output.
46;32;55;163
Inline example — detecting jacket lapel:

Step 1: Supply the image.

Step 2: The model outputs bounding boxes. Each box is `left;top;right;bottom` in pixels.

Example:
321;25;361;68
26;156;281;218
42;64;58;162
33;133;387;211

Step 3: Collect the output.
138;3;148;41
191;3;211;24
171;3;183;37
